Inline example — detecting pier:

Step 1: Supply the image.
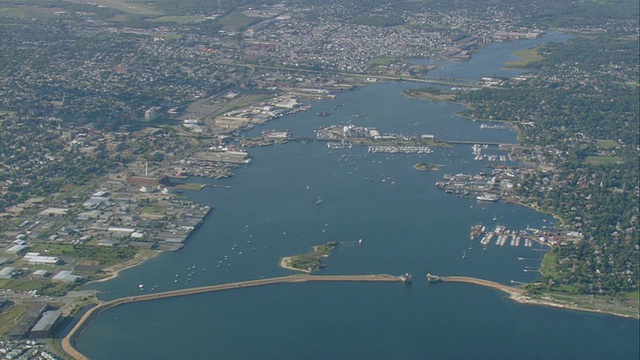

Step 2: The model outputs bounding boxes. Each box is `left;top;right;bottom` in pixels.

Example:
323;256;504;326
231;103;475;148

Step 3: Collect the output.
61;274;402;360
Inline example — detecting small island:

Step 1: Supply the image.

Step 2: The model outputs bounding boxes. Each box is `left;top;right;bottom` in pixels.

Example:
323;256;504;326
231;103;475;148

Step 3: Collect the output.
280;242;339;273
413;162;442;171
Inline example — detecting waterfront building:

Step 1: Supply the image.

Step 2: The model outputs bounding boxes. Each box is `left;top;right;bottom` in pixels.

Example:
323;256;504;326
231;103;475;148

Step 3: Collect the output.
30;310;63;338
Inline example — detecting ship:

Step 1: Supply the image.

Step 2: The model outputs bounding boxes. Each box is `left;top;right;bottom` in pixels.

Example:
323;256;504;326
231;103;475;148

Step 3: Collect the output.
400;273;413;283
476;193;498;202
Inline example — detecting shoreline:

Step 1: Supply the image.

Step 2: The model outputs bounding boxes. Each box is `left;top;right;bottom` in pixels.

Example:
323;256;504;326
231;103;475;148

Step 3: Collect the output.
279;257;312;274
512;295;639;319
84;250;162;285
439;276;638;319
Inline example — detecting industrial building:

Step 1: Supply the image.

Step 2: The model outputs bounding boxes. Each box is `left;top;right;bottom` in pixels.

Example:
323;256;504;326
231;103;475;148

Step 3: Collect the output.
126;172;168;187
30;310;63;338
52;270;82;283
0;267;16;279
32;269;51;277
5;244;27;254
23;252;61;265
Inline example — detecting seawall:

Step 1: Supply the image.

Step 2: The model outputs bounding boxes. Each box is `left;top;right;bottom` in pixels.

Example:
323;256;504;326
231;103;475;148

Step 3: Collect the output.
61;274;402;359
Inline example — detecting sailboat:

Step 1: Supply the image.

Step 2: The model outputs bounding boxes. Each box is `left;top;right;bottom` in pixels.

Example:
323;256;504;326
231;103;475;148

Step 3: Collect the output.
462;250;466;259
316;196;323;205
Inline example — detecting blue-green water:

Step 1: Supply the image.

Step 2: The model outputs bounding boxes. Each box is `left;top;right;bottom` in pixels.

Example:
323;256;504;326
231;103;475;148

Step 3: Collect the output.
77;33;639;359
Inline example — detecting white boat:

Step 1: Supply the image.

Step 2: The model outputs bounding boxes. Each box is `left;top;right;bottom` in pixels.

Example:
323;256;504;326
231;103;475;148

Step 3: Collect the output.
477;193;498;202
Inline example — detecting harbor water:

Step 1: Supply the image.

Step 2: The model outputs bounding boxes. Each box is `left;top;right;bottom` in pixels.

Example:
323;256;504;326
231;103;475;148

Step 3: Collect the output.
77;32;639;359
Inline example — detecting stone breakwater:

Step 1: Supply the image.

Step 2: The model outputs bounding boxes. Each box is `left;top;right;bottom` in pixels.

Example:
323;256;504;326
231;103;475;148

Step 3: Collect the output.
439;276;526;298
62;274;402;359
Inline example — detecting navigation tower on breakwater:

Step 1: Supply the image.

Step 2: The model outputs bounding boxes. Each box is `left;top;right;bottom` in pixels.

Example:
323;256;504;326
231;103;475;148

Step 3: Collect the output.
426;273;441;283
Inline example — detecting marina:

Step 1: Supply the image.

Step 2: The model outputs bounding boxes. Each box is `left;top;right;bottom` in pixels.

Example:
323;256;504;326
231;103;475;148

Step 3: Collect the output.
471;223;551;249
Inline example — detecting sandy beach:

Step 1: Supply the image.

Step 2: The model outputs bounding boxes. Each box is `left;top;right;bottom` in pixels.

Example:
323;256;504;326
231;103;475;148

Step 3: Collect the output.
279;257;312;273
440;275;638;319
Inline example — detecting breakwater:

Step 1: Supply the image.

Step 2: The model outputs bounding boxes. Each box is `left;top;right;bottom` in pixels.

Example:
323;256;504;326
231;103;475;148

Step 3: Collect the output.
439;276;526;298
62;274;402;359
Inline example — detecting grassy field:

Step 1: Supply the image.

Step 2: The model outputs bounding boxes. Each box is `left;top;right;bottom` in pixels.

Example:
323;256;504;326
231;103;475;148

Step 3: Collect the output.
0;304;30;337
70;0;161;15
0;277;74;295
175;183;205;191
30;243;137;266
585;156;624;165
539;251;558;278
0;4;64;19
596;139;617;149
618;290;639;301
147;15;202;24
368;55;401;66
0;279;47;292
219;11;258;32
403;90;455;102
505;46;544;68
